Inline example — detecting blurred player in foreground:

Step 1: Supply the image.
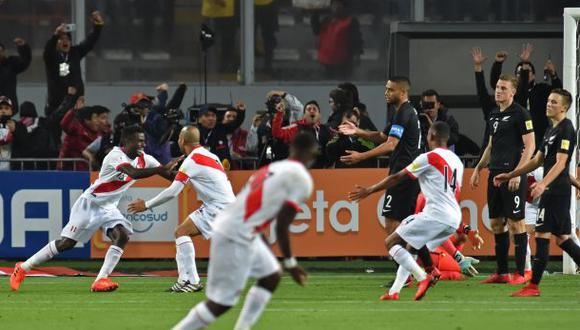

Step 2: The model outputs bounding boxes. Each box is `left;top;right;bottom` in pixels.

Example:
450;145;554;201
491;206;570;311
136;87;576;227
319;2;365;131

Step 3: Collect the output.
349;121;464;300
11;125;179;292
172;132;317;330
128;125;236;293
494;89;580;297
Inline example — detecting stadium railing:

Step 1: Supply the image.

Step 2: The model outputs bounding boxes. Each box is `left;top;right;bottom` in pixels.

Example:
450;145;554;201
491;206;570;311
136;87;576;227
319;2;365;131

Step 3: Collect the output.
0;158;91;171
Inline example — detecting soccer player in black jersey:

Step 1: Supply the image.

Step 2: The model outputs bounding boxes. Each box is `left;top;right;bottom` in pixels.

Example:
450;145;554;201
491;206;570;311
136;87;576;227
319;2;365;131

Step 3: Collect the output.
470;74;536;285
494;88;580;296
339;77;421;236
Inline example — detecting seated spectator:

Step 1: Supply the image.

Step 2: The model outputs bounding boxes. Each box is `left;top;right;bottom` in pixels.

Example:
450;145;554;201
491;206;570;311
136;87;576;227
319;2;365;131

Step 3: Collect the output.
59;104;110;171
338;81;377;131
311;0;363;79
223;107;248;161
418;89;459;151
11;101;52;170
326;88;353;130
0;96;26;171
326;109;376;168
272;100;332;169
198;102;246;169
0;37;31;113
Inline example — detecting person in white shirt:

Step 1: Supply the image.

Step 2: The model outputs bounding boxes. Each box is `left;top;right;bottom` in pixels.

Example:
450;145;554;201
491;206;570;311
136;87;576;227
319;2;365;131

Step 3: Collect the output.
129;125;236;293
172;132;317;330
11;125;179;292
349;121;464;301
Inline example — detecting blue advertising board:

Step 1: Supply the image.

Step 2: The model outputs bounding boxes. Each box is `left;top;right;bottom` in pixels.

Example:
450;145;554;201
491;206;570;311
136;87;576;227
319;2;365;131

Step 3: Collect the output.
0;171;90;259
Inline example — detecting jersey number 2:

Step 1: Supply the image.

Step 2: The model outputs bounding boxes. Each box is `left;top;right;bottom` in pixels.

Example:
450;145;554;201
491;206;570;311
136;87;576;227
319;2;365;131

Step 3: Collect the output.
443;165;457;192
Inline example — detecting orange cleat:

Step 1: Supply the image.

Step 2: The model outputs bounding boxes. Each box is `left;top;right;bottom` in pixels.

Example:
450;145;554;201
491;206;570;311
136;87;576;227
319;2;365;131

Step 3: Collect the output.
91;278;119;292
523;270;532;282
379;292;400;301
508;273;528;285
480;273;511;284
511;284;540;297
414;274;435;301
10;262;27;291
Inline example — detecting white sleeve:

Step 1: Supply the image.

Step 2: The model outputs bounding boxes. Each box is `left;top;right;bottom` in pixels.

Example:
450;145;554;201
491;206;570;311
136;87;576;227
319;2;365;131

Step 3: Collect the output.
145;180;184;209
285;167;313;211
404;153;430;179
144;154;161;168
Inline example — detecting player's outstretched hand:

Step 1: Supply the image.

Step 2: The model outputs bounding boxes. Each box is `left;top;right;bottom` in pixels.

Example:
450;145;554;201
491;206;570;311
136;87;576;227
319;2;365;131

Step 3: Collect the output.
468;231;484;250
338;120;358;136
163;155;184;172
348;185;370;202
493;173;510;187
340;150;363;165
287;266;308;287
128;199;147;213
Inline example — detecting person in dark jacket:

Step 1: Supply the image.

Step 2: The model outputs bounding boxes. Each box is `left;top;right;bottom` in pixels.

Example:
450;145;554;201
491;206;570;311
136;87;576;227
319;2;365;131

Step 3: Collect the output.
326;88;353;130
44;11;104;115
197;102;246;169
0;38;31;113
489;44;562;150
338;81;377;131
272;100;332;169
11;101;53;170
419;89;460;151
326;109;375;168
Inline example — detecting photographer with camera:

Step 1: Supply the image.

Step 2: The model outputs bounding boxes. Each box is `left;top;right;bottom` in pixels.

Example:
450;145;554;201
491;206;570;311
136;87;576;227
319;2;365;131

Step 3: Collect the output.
0;96;28;171
198;101;246;169
44;11;104;116
418;89;459;151
271;100;332;169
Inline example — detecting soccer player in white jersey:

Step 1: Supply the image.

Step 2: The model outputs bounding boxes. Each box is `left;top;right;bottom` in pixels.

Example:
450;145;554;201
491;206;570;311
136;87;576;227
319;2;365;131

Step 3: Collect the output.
350;122;464;300
128;125;236;293
11;125;179;292
172;132;317;330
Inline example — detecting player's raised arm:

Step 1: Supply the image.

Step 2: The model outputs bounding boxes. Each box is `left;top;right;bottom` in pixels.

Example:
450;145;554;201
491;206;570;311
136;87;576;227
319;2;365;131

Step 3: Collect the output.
128;180;185;213
275;203;308;286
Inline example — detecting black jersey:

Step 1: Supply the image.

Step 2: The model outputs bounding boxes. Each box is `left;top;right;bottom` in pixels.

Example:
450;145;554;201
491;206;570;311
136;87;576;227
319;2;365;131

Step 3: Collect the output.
383;102;421;173
488;102;534;170
540;118;576;196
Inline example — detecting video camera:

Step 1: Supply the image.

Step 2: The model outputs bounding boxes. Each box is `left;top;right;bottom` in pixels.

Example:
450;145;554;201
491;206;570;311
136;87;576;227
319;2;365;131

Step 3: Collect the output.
163;108;184;124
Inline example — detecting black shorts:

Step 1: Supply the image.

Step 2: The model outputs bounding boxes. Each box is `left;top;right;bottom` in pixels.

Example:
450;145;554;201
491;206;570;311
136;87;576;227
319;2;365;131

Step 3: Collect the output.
382;180;420;221
487;170;526;220
536;194;572;236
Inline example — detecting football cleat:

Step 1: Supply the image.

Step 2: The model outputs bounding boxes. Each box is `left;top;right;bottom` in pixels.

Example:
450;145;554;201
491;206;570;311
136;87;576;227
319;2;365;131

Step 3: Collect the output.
91;278;119;292
414;274;436;301
379;292;400;301
480;273;511;284
511;284;540;297
10;262;27;291
508;273;528;285
169;280;204;293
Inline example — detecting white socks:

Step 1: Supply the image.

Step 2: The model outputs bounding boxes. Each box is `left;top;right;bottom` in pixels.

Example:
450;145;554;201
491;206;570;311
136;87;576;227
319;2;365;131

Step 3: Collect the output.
389;262;413;295
389;245;427;282
22;240;58;272
172;302;216;330
525;235;532;271
176;236;200;284
234;286;273;330
96;245;124;281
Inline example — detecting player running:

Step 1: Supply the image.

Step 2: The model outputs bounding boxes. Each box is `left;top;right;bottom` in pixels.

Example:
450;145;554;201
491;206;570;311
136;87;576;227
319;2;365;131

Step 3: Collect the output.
494;89;580;297
349;121;463;300
10;125;179;292
172;132;317;330
128;125;235;293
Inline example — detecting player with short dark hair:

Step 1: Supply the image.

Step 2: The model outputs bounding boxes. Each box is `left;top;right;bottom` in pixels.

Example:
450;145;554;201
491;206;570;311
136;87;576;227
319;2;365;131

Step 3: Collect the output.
172;132;317;330
11;125;179;292
349;121;464;301
470;72;536;285
494;88;580;297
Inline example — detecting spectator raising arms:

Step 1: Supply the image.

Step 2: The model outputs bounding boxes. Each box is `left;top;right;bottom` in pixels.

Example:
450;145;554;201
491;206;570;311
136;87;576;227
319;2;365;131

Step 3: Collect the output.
44;11;104;115
0;37;31;113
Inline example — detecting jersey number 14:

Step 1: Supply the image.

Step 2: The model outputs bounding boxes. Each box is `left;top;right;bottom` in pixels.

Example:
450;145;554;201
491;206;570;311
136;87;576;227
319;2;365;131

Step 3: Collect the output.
443;165;457;192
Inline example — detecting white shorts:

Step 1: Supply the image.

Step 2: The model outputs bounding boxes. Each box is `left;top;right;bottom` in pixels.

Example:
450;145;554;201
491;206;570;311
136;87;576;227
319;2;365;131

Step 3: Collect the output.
206;233;281;306
61;196;133;243
396;213;456;251
188;204;223;240
525;202;539;226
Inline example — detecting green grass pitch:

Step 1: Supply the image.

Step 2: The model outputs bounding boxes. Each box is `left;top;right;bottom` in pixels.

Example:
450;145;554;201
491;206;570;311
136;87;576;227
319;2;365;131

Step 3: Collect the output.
1;272;580;330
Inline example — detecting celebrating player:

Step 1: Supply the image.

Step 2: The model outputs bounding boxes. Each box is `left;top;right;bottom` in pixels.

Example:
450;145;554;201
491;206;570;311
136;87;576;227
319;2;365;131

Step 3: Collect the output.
349;121;464;300
11;125;179;292
494;89;580;297
128;125;235;293
172;132;317;330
